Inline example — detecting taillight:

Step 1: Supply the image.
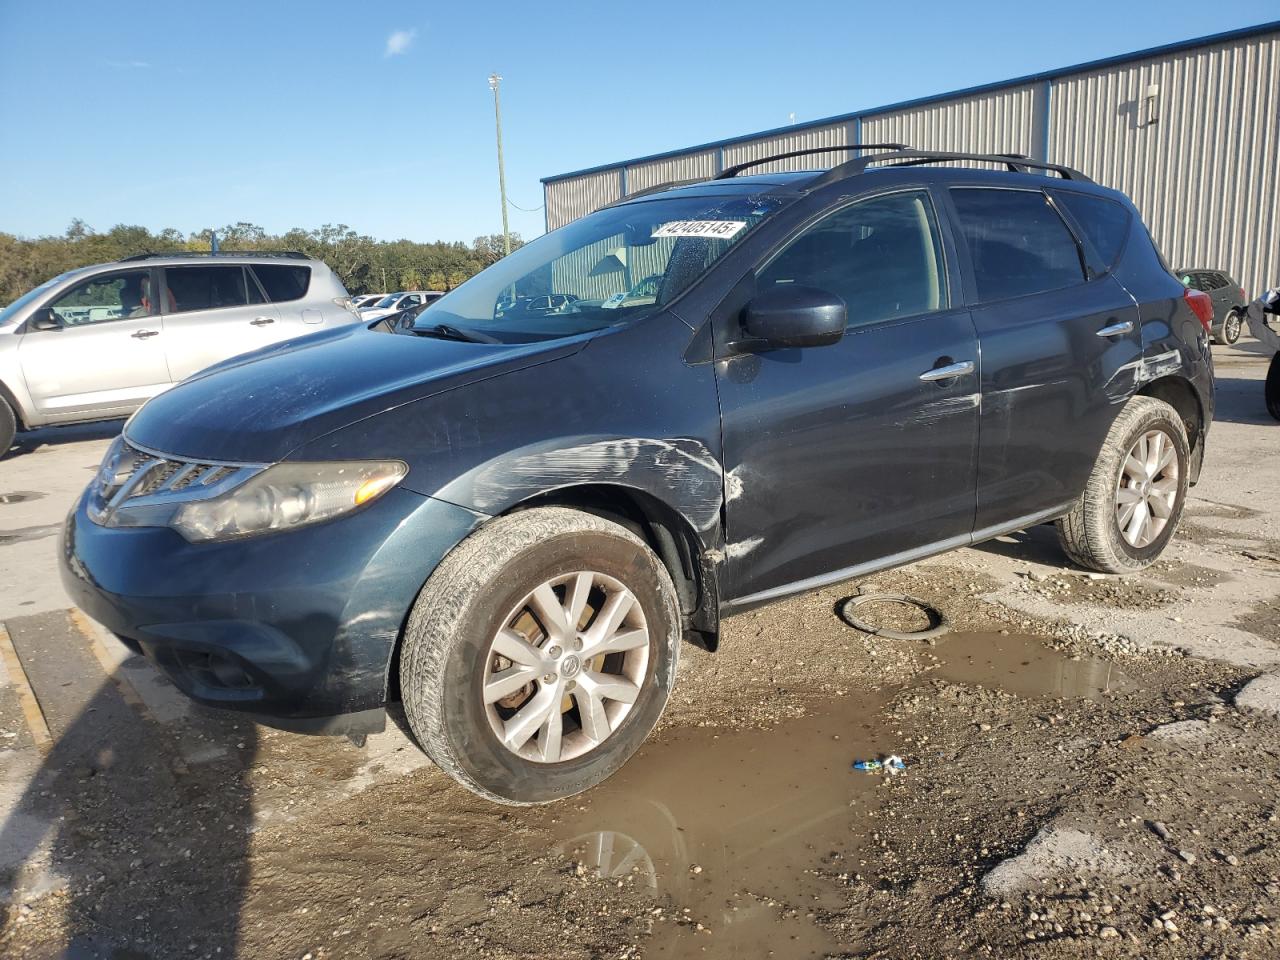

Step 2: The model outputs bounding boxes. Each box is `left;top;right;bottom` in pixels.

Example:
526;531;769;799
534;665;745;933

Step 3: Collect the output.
1184;287;1213;334
1241;287;1248;302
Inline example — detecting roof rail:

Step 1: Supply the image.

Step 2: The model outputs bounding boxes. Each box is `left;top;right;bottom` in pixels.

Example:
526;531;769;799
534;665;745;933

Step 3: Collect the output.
117;250;311;262
713;144;908;180
806;149;1091;189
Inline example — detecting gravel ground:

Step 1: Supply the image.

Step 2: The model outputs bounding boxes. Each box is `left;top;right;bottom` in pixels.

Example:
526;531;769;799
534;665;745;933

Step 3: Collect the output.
1;343;1277;959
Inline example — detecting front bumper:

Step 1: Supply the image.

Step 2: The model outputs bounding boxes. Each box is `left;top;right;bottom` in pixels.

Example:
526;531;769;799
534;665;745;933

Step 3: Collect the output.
59;485;484;726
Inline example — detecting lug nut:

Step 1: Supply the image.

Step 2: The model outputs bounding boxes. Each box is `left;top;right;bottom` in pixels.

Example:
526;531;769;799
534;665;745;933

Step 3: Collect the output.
573;637;583;651
542;674;556;684
547;645;562;659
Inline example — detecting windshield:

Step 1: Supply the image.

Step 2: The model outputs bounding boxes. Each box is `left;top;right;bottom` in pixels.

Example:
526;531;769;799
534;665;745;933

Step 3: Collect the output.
0;272;76;326
415;192;782;342
371;294;402;308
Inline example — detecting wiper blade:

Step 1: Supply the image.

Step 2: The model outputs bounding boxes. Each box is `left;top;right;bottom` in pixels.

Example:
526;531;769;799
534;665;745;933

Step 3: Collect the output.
408;323;500;344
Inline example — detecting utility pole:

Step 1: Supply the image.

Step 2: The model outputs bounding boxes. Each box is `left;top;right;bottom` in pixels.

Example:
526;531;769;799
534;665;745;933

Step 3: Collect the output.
488;73;511;256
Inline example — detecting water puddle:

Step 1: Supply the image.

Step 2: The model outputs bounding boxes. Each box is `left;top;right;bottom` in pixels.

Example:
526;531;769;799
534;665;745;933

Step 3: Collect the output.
552;631;1135;957
0;523;61;546
0;490;45;504
927;632;1136;700
553;695;891;958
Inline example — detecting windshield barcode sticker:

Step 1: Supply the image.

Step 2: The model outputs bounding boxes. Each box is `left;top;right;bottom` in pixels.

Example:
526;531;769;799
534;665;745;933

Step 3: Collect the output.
652;220;747;239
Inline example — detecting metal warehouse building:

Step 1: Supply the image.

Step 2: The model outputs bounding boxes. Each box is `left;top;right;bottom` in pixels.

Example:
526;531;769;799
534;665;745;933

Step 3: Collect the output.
542;22;1280;295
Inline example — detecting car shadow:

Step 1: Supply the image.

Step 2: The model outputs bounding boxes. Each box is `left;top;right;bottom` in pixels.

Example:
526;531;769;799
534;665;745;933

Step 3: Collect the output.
0;677;255;958
968;523;1067;567
6;421;123;460
1210;377;1276;426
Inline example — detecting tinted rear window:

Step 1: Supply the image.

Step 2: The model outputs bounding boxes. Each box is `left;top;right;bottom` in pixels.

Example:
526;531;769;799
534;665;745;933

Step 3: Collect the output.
950;188;1085;302
251;264;311;302
164;266;248;313
1055;191;1131;271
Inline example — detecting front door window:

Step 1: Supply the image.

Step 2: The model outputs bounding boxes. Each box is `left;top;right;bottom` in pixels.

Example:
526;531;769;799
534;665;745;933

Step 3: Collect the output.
48;270;155;326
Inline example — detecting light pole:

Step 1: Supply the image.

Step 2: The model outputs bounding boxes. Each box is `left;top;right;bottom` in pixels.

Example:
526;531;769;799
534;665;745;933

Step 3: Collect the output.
488;73;511;257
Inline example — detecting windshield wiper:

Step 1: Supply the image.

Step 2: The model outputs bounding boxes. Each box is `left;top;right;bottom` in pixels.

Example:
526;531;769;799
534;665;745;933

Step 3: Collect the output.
407;323;501;344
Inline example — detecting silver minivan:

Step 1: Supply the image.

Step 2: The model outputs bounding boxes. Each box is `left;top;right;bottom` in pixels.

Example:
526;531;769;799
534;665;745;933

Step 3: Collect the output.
0;252;359;454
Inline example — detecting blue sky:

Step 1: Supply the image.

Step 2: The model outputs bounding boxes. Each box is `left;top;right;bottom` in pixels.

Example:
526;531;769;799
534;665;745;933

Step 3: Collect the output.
0;1;1275;245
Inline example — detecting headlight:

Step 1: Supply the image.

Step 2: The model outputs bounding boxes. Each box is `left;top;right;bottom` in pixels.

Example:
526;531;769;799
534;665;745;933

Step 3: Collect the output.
171;460;407;542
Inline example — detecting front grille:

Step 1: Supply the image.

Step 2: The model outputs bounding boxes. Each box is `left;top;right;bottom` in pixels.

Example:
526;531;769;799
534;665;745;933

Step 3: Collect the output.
90;439;261;524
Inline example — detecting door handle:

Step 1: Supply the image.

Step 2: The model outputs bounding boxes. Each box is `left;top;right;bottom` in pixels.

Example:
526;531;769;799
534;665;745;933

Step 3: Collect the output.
250;316;275;326
131;329;159;339
918;360;975;382
1095;320;1134;338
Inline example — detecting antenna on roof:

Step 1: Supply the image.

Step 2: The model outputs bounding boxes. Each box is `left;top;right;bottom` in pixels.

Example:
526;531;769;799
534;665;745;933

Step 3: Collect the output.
210;231;219;254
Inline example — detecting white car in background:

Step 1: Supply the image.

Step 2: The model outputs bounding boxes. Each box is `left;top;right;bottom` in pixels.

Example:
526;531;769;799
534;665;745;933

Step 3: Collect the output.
358;291;444;322
350;293;385;309
0;252;360;455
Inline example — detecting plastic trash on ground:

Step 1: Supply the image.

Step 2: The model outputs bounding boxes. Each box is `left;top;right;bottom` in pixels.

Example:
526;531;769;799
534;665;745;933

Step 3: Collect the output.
852;754;906;776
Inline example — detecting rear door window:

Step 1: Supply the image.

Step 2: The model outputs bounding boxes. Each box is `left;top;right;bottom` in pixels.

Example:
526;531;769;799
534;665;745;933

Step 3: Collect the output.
950;188;1086;303
162;266;248;314
1054;191;1131;272
251;264;311;302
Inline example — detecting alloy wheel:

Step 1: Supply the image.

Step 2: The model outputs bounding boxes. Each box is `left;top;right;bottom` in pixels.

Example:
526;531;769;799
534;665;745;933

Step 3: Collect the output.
1115;428;1179;548
1223;312;1242;344
482;571;650;763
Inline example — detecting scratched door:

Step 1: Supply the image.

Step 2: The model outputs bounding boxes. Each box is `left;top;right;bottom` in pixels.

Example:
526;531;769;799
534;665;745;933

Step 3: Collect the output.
715;189;981;605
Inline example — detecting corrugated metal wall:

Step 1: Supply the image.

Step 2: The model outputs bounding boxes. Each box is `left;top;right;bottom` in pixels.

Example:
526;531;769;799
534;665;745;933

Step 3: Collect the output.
721;120;855;173
545;169;622;231
625;150;719;194
543;28;1280;292
862;83;1046;162
1050;32;1280;294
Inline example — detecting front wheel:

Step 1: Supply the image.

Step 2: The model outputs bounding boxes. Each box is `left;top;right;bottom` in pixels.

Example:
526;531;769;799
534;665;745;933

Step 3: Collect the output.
1056;396;1190;573
0;398;16;458
400;507;681;805
1221;310;1243;345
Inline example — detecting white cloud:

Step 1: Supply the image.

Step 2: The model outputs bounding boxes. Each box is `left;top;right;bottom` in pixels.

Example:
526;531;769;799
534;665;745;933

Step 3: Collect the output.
384;28;417;57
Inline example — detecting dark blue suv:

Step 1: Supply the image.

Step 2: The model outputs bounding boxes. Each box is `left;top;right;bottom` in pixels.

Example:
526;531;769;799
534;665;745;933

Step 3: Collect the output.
61;148;1215;804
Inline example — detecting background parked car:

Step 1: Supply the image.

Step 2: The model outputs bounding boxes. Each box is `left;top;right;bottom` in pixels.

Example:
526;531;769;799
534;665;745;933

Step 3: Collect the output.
1178;268;1248;344
0;252;358;455
358;291;444;322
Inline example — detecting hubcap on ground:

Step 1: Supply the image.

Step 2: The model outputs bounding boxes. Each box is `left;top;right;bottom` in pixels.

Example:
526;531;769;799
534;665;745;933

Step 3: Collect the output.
1115;428;1179;548
482;571;650;763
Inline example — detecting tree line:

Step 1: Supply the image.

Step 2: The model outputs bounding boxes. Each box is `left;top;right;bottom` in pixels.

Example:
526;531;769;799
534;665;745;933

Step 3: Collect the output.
0;220;526;305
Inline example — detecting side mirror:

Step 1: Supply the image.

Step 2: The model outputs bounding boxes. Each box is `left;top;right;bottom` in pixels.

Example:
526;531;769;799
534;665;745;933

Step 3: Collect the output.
29;308;61;331
737;285;847;351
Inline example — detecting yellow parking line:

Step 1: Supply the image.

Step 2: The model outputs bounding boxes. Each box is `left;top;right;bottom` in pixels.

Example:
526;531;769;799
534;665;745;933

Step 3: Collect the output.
0;622;53;753
69;608;151;719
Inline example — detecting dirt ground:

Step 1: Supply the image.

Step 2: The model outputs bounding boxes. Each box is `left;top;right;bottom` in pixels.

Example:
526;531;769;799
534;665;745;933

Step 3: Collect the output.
1;341;1278;959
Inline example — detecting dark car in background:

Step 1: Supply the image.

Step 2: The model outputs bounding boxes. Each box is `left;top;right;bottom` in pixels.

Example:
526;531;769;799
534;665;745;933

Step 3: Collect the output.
1178;268;1248;343
61;147;1214;805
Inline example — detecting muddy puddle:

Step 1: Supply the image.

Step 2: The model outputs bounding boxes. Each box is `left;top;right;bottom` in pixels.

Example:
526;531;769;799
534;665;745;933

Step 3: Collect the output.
552;632;1134;958
927;632;1136;699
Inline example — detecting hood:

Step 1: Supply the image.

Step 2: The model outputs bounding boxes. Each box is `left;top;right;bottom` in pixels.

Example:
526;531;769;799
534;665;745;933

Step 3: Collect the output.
125;324;586;463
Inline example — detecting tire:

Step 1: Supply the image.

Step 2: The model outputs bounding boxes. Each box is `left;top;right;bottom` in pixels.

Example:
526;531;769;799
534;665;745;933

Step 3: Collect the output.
0;398;16;458
1221;310;1243;345
400;506;681;805
1267;352;1280;423
1056;396;1190;573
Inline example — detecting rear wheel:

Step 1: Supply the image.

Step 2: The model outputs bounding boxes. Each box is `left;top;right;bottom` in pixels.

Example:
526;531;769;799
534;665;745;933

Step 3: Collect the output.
0;398;16;458
1221;310;1243;345
1056;396;1189;573
400;507;681;805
